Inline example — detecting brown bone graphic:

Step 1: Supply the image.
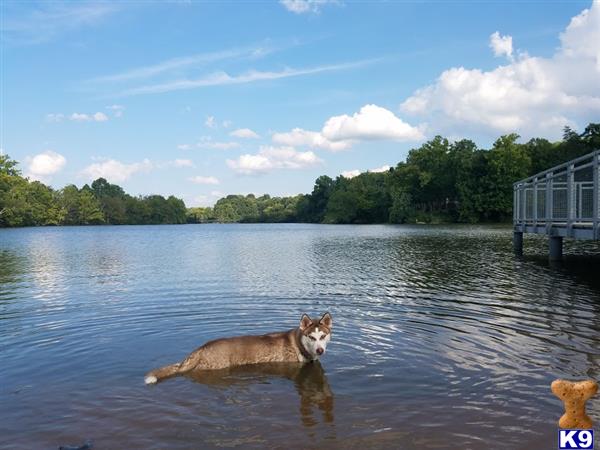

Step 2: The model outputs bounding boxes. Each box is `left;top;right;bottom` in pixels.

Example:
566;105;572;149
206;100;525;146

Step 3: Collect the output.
551;379;598;429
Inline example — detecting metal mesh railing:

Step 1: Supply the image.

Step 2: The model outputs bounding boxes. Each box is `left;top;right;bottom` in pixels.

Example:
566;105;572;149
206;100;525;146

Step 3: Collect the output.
513;150;599;234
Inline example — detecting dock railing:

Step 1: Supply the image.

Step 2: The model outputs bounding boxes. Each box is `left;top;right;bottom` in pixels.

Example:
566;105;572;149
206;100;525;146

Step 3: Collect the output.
513;149;600;242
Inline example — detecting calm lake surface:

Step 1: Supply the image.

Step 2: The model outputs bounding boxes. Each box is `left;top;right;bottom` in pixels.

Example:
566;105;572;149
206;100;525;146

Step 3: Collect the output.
1;224;599;449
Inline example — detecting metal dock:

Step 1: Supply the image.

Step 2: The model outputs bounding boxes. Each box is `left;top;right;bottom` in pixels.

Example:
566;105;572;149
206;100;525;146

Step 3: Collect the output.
513;149;600;259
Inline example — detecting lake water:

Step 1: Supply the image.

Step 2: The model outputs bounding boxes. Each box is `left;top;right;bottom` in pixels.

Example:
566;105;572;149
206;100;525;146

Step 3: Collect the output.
1;224;599;449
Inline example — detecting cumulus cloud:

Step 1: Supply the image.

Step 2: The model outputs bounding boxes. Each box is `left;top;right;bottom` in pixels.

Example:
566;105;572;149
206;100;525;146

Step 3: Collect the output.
189;175;220;185
341;165;390;179
273;104;423;151
280;0;338;14
25;150;66;181
400;1;600;140
80;158;153;182
226;145;322;175
322;104;425;141
369;164;391;173
272;128;353;151
341;169;360;179
230;128;260;139
489;32;513;60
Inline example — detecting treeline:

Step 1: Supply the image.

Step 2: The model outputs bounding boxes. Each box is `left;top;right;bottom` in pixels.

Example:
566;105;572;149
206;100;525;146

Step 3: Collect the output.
188;123;600;224
2;123;598;227
0;161;187;227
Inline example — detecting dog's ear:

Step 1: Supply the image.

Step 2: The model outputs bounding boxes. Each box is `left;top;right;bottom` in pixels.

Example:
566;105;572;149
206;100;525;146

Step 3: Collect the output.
319;312;332;328
299;314;312;331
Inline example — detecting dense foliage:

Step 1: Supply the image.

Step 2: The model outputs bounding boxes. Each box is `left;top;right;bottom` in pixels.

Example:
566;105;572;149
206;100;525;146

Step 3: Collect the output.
187;124;600;224
0;158;187;227
2;124;598;227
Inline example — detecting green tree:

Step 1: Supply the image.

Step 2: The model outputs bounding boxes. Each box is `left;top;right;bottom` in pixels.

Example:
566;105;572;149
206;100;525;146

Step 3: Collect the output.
78;190;105;224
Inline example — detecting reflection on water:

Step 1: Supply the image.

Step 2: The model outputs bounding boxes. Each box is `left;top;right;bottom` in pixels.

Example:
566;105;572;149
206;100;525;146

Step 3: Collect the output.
185;361;334;428
0;224;599;449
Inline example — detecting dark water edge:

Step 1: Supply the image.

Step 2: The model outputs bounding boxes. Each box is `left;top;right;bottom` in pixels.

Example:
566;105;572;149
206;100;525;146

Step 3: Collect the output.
1;224;599;450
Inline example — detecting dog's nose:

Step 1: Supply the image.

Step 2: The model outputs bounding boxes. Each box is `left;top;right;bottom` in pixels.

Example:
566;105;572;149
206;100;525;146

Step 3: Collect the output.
316;348;324;355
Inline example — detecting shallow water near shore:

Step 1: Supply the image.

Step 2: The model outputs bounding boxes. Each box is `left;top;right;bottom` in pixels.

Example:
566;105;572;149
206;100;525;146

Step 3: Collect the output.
1;223;599;449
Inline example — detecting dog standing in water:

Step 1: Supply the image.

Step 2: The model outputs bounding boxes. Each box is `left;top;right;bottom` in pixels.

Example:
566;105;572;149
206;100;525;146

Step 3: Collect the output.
145;313;332;384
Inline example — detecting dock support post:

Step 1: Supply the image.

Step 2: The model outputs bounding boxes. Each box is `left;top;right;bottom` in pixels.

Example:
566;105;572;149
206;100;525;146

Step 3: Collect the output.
513;231;523;255
549;236;563;261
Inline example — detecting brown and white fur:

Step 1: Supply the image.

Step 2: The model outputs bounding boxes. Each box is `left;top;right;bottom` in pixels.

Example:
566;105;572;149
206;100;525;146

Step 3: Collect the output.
145;312;332;385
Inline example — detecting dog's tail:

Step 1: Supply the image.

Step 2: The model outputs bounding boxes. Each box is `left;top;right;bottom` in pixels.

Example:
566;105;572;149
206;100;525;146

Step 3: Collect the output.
144;363;181;385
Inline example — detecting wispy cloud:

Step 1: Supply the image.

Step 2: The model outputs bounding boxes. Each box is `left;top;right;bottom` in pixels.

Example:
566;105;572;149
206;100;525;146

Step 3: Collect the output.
71;112;109;122
178;136;240;151
106;104;125;117
46;111;110;122
280;0;340;14
117;59;379;96
2;2;118;45
188;175;220;185
88;47;270;83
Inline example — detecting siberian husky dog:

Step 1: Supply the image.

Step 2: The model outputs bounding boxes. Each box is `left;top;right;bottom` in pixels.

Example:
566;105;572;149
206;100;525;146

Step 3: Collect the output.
145;312;332;385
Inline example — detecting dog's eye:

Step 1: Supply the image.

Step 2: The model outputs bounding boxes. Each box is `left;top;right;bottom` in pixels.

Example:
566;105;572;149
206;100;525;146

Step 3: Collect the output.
309;336;316;341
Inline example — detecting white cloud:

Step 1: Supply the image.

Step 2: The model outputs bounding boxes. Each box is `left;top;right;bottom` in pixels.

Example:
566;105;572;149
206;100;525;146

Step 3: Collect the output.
205;116;216;128
93;112;109;122
222;120;233;128
179;138;240;151
170;159;195;168
119;59;377;96
80;158;153;183
196;137;240;150
106;104;124;118
323;104;425;141
45;113;65;123
341;164;390;179
189;175;220;185
280;0;338;14
70;113;90;122
341;170;360;179
273;104;423;152
489;32;513;60
88;47;268;83
272;128;353;151
69;112;109;122
3;3;118;45
230;128;260;139
400;1;600;140
227;145;322;175
369;164;391;173
25;150;66;181
190;190;225;207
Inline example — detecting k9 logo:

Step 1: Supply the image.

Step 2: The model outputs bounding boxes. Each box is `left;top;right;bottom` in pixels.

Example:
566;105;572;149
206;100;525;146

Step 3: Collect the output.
558;429;594;449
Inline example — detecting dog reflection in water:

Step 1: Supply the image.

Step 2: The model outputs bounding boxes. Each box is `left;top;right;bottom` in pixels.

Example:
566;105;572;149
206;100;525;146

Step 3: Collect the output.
184;361;334;426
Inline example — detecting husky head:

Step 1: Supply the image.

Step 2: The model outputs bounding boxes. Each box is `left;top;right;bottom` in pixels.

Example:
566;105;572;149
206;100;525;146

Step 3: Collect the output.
299;312;332;360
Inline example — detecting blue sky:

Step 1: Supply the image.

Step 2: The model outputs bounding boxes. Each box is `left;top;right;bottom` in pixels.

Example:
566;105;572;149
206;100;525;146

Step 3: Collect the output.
1;0;598;206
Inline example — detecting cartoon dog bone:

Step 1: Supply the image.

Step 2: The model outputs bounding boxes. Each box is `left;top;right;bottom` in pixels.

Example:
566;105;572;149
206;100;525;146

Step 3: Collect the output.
551;379;598;429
